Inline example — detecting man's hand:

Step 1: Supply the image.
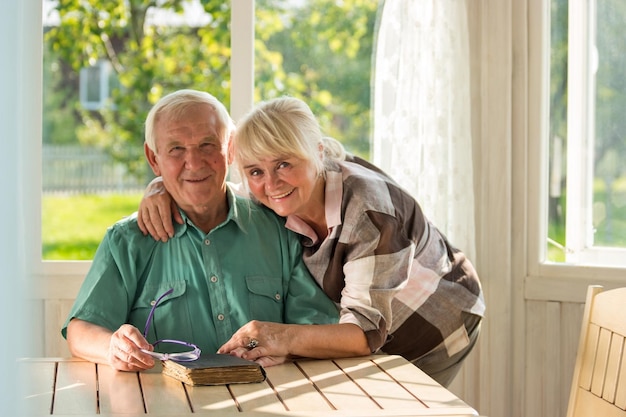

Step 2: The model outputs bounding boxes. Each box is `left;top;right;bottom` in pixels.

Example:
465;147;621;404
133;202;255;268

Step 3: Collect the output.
67;319;156;372
137;176;182;242
107;324;156;372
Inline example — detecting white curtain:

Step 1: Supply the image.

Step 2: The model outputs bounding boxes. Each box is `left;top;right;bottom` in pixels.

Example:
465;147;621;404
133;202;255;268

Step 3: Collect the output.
372;0;475;260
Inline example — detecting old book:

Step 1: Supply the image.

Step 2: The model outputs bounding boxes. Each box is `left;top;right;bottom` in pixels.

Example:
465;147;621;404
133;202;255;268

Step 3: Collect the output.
161;354;266;386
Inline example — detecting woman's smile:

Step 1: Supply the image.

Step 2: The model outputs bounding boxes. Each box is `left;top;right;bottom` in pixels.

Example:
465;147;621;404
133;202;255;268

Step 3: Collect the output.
269;188;295;200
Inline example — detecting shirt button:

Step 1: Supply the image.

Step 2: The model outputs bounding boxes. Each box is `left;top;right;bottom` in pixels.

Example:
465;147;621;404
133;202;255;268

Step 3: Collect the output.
210;276;218;283
204;239;210;245
217;314;225;321
150;300;157;306
274;293;281;300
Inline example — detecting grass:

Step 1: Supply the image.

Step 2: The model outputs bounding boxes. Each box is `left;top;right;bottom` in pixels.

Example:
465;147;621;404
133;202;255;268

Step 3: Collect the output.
42;193;143;260
43;180;626;261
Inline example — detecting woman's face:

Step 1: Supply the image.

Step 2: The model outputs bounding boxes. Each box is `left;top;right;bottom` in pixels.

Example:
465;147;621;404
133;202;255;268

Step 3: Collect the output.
241;155;320;218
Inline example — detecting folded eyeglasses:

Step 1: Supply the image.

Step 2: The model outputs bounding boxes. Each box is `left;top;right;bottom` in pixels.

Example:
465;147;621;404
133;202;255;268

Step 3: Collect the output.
140;288;201;361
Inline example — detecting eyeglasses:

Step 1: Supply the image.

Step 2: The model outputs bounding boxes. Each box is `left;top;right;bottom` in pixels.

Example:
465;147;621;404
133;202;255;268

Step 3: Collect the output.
140;288;201;361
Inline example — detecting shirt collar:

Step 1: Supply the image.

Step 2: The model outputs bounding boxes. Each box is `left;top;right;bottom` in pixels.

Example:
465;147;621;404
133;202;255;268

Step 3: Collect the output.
284;168;343;245
172;185;244;237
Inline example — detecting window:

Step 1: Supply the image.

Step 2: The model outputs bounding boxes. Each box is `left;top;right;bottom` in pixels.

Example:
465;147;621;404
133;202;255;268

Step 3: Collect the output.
254;1;377;160
41;0;377;262
79;60;117;110
547;0;626;267
42;0;236;261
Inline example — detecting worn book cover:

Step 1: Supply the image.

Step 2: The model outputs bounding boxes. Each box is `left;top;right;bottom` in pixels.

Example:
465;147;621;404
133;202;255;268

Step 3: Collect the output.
161;353;266;386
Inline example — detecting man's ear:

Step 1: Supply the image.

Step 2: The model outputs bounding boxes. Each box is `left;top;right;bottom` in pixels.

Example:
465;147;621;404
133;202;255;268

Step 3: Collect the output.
145;143;161;176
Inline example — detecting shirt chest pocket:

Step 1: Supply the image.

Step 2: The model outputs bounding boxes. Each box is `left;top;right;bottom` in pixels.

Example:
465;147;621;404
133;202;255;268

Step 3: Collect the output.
245;276;284;323
131;282;192;344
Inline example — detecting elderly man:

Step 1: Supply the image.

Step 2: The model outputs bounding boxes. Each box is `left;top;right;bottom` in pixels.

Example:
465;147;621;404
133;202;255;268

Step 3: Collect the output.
62;89;338;371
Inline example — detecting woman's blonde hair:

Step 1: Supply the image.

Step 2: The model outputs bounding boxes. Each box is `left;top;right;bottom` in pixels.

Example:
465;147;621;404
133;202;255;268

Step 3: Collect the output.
144;89;234;152
233;96;346;180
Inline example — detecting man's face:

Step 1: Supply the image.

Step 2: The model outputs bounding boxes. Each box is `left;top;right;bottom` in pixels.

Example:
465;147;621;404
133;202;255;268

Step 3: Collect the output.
145;103;231;215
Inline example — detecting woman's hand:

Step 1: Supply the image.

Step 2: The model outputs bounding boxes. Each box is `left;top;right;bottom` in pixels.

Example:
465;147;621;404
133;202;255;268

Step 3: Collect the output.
226;346;290;368
137;177;182;242
217;321;370;366
218;321;293;367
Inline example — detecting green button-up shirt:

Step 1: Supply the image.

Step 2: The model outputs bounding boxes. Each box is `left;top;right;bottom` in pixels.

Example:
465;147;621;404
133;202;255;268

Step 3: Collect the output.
62;186;338;354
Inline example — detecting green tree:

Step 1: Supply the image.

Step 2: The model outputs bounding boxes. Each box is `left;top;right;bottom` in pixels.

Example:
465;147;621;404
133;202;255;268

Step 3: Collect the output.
547;0;626;254
547;0;568;256
46;0;232;178
595;0;626;171
256;0;378;157
44;0;377;180
593;0;626;244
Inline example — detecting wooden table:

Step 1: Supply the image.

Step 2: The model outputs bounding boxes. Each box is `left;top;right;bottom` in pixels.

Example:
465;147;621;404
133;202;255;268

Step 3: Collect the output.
19;355;478;416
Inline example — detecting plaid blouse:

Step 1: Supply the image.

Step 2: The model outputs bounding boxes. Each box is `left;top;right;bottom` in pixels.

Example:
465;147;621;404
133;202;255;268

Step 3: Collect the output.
284;156;485;361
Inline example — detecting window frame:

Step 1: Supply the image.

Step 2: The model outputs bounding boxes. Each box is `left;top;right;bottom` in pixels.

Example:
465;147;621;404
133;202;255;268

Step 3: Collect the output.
79;60;113;111
33;1;255;279
563;0;626;267
30;0;626;290
526;0;626;299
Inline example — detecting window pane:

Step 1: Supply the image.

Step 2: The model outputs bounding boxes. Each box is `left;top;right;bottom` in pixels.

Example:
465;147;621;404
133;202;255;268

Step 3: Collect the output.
547;0;568;262
548;0;626;265
42;0;231;260
592;0;626;248
254;0;378;160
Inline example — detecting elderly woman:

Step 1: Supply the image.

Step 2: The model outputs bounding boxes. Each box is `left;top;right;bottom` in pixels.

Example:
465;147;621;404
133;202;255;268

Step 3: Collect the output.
138;96;485;387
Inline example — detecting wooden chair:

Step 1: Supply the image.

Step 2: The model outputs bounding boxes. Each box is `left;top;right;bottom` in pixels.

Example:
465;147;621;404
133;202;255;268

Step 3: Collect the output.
567;285;626;417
